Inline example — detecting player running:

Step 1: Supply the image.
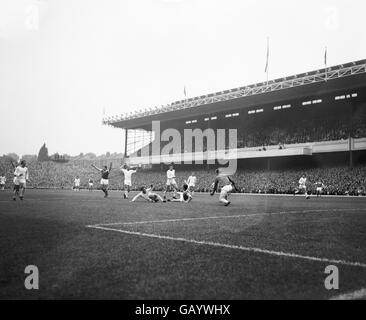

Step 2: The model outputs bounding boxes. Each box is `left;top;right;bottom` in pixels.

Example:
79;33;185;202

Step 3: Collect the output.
163;164;179;201
314;180;326;197
170;183;193;203
91;163;112;198
210;168;238;206
185;172;197;193
296;175;310;199
120;164;137;199
73;176;81;191
0;174;6;190
131;185;166;203
13;160;30;201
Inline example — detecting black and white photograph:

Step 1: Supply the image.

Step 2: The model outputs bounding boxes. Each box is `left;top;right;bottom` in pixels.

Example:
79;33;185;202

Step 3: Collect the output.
1;0;366;304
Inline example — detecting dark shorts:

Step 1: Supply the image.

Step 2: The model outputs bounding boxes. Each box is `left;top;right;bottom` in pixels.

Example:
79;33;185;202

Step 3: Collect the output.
13;184;20;191
149;194;159;202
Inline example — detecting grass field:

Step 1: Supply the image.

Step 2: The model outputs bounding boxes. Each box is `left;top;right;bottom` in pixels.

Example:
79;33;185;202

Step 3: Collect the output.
0;189;366;300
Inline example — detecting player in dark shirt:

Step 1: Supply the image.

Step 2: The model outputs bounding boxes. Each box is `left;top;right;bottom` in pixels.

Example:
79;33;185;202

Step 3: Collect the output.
91;163;112;197
210;168;239;206
314;181;326;197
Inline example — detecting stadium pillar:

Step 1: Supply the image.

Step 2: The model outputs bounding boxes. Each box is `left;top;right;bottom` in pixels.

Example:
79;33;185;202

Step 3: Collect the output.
348;102;355;168
349;137;354;168
207;116;211;172
124;129;128;158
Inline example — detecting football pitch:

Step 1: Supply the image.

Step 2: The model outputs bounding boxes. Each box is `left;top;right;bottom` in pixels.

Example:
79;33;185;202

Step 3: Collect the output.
0;189;366;300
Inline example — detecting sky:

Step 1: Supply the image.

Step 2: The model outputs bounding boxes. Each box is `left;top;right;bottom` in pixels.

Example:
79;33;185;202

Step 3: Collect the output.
0;0;366;157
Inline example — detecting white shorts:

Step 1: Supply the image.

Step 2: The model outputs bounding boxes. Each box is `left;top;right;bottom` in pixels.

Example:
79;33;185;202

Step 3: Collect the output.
124;180;132;187
188;183;195;189
220;185;233;197
100;179;109;186
14;178;26;186
299;185;306;190
316;187;323;192
166;178;177;186
89;183;93;187
74;184;80;187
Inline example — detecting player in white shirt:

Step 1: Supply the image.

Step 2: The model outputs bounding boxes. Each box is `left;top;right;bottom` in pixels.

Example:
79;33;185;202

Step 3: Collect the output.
210;168;239;206
88;178;94;191
13;160;30;201
166;165;177;186
296;175;310;199
163;164;178;200
74;176;81;191
170;183;193;203
121;164;137;199
186;172;197;193
131;185;166;203
0;174;6;190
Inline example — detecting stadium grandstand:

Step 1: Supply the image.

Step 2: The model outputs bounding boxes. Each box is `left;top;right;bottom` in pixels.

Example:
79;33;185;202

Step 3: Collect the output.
104;59;366;172
1;59;365;195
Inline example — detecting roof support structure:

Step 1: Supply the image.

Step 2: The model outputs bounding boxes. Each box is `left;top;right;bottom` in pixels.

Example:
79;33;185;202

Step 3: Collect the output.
103;60;366;126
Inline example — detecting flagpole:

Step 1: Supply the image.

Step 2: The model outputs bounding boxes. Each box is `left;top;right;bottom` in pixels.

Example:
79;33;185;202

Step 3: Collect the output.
265;37;269;86
324;46;328;82
184;86;187;108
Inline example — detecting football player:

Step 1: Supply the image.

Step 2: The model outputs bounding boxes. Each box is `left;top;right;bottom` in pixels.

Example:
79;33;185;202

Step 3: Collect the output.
91;163;112;198
210;168;238;206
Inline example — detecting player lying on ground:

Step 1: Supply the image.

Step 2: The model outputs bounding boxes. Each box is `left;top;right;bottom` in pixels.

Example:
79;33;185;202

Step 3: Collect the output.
169;183;193;203
120;164;137;199
210;168;239;206
0;174;6;190
131;185;166;202
12;160;30;201
91;163;112;198
163;164;178;200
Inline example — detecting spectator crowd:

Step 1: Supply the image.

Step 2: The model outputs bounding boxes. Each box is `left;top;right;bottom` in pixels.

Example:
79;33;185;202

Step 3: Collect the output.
0;157;365;196
146;106;366;154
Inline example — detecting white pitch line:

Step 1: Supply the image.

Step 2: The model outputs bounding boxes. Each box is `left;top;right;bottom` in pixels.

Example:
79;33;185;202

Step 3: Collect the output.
90;208;365;227
330;288;366;300
87;225;366;269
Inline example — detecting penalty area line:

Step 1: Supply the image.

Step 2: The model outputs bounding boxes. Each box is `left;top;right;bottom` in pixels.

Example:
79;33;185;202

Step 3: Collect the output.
86;225;366;269
90;208;365;227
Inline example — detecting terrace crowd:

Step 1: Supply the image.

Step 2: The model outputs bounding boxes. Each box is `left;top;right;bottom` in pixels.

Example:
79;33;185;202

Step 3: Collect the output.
0;157;365;196
154;108;366;154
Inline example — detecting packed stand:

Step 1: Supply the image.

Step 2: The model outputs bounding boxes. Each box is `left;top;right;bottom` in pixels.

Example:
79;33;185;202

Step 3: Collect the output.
0;157;365;196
